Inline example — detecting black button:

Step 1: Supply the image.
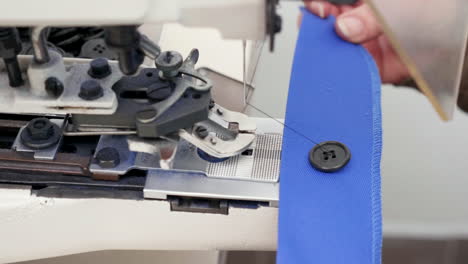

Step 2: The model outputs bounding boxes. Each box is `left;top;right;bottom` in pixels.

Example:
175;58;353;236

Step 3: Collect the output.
309;141;351;173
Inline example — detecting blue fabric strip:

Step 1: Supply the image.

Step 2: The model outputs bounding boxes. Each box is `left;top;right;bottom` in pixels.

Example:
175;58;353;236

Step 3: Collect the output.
277;10;382;264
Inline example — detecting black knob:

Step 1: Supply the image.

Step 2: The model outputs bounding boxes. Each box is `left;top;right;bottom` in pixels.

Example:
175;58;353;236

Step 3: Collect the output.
88;57;111;79
79;80;103;100
45;77;64;98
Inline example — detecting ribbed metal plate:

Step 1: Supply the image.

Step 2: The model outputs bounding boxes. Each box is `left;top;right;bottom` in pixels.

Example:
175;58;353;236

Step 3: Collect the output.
206;133;282;183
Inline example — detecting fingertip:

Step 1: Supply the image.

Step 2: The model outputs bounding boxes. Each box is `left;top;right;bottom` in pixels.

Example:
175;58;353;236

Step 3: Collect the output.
328;5;341;17
338;5;354;13
335;4;382;43
335;16;365;43
297;13;303;28
305;2;326;18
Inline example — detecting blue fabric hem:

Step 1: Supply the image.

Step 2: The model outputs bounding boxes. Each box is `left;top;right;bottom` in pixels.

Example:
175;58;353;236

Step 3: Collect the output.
360;48;383;264
277;10;383;264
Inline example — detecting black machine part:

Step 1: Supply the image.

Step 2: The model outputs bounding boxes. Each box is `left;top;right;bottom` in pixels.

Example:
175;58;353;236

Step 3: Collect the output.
0;27;23;87
20;118;61;149
72;68;211;138
266;0;282;52
457;40;468;113
104;26;144;75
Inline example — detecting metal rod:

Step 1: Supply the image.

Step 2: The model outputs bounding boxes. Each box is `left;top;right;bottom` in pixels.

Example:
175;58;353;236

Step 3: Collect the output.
242;39;247;107
31;26;50;64
4;58;23;87
140;34;161;60
63;130;137;136
0;27;24;87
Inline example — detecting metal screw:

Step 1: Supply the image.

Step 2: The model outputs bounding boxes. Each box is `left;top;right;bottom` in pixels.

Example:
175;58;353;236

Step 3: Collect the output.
79;80;103;100
195;126;209;139
146;82;173;102
88;57;111;79
20;118;61;149
155;51;183;78
95;147;120;168
216;108;223;116
208;100;215;110
26;118;54;140
137;108;158;124
45;77;64;98
210;137;217;145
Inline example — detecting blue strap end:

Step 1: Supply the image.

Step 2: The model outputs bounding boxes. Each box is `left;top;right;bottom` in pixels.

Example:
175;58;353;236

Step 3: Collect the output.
277;10;382;264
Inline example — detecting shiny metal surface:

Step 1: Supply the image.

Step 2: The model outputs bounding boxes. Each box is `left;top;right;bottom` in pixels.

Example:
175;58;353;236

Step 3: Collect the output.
206;133;282;182
90;118;281;204
179;104;256;158
140;34;161;60
128;136;178;170
143;118;281;206
144;170;279;207
31;27;50;64
89;135;137;175
366;0;468;120
90;118;281;181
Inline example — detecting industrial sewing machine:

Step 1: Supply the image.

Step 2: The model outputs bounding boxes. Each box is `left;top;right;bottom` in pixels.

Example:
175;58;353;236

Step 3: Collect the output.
0;0;283;210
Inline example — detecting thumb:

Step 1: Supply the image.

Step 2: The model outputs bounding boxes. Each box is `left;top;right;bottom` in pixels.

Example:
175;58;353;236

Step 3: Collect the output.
335;4;382;43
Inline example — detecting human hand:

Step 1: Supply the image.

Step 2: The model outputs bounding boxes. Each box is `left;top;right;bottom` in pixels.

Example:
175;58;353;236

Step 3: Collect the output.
303;1;410;84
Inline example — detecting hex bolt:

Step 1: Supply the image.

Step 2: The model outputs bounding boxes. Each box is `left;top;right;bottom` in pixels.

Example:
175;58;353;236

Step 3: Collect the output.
20;117;61;149
155;51;183;79
26;118;54;140
137;108;158;124
195;126;209;139
79;80;103;100
95;147;120;168
88;57;112;79
0;28;23;87
45;77;64;98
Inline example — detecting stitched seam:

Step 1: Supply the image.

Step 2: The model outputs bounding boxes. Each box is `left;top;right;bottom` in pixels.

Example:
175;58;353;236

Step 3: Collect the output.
360;47;383;264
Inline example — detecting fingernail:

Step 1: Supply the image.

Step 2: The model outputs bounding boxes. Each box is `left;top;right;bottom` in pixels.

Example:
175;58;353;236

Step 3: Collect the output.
308;2;325;18
337;16;364;40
